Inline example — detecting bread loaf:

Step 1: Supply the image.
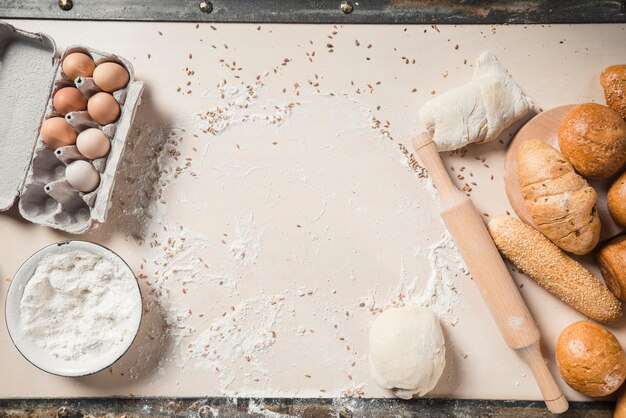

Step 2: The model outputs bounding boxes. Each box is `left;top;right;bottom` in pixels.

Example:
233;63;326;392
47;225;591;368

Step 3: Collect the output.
609;170;626;227
597;236;626;302
516;140;600;255
601;64;626;120
556;321;626;397
558;103;626;179
487;215;621;324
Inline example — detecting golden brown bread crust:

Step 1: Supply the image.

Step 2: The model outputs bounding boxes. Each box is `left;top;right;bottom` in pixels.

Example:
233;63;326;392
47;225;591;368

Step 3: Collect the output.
556;321;626;397
487;216;621;324
558;103;626;179
516;140;600;255
600;64;626;120
597;236;626;302
609;171;626;227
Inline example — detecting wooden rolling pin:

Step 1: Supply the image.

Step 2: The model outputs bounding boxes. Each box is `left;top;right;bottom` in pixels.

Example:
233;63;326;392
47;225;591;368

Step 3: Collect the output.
615;386;626;417
412;132;568;414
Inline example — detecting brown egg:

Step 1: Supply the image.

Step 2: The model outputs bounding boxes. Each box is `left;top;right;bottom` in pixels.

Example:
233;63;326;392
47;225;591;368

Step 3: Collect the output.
76;128;111;159
40;117;78;149
93;62;130;92
53;87;87;116
87;92;120;125
62;52;96;81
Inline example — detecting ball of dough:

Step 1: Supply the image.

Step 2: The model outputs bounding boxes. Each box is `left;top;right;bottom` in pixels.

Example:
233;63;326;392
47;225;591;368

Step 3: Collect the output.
368;305;445;399
556;321;626;397
558;103;626;179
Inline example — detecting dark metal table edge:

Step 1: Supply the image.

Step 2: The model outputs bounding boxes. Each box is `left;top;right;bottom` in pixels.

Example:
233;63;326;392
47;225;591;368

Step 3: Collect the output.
1;0;625;24
0;397;616;417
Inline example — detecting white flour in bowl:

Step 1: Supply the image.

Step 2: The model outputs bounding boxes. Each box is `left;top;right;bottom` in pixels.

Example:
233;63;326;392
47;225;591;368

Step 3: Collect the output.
18;249;139;362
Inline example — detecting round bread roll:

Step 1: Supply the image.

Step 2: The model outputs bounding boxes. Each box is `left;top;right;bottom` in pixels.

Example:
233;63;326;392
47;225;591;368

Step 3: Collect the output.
609;170;626;227
556;321;626;397
597;236;626;302
600;64;626;120
558;103;626;179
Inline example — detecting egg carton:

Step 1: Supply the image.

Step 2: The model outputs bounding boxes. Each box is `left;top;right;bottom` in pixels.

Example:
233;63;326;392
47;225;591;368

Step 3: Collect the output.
0;21;144;233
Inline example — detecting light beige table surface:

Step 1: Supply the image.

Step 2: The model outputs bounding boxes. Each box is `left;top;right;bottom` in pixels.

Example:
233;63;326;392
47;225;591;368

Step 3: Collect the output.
0;20;625;401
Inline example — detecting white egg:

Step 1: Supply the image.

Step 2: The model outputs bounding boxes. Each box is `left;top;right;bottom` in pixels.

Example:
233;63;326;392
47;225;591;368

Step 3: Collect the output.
65;160;100;193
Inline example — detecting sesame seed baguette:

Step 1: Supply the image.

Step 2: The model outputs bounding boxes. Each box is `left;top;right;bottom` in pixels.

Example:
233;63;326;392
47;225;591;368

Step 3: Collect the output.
487;215;622;324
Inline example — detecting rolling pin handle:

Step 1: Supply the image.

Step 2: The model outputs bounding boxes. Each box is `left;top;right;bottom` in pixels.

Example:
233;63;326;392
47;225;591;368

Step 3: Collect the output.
412;132;459;198
518;343;569;414
413;131;435;150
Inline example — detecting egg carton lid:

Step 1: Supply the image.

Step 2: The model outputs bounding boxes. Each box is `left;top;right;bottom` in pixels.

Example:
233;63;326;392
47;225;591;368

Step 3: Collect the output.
0;21;58;212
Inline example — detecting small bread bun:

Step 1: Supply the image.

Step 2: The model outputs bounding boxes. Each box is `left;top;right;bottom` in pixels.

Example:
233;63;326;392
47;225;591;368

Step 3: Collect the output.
609;171;626;227
558;103;626;179
597;236;626;302
556;321;626;397
600;64;626;120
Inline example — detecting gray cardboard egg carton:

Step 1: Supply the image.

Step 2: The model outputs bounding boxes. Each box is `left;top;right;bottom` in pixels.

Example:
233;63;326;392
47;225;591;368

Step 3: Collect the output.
0;21;143;233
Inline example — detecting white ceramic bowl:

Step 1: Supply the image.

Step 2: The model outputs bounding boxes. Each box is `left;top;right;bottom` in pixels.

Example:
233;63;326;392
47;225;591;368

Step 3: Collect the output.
5;240;142;377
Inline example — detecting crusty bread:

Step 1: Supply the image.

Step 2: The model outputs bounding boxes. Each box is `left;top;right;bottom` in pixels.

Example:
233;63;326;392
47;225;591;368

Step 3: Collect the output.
600;64;626;120
556;321;626;397
516;140;600;255
609;171;626;227
487;216;621;324
597;236;626;302
558;103;626;179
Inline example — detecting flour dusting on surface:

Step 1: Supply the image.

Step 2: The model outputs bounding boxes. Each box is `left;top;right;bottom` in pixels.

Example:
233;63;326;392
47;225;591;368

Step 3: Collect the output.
106;38;469;398
185;296;284;391
415;233;466;323
121;86;467;396
228;214;266;266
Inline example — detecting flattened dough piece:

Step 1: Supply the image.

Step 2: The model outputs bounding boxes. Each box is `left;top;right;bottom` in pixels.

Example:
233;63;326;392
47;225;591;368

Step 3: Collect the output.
419;51;533;151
